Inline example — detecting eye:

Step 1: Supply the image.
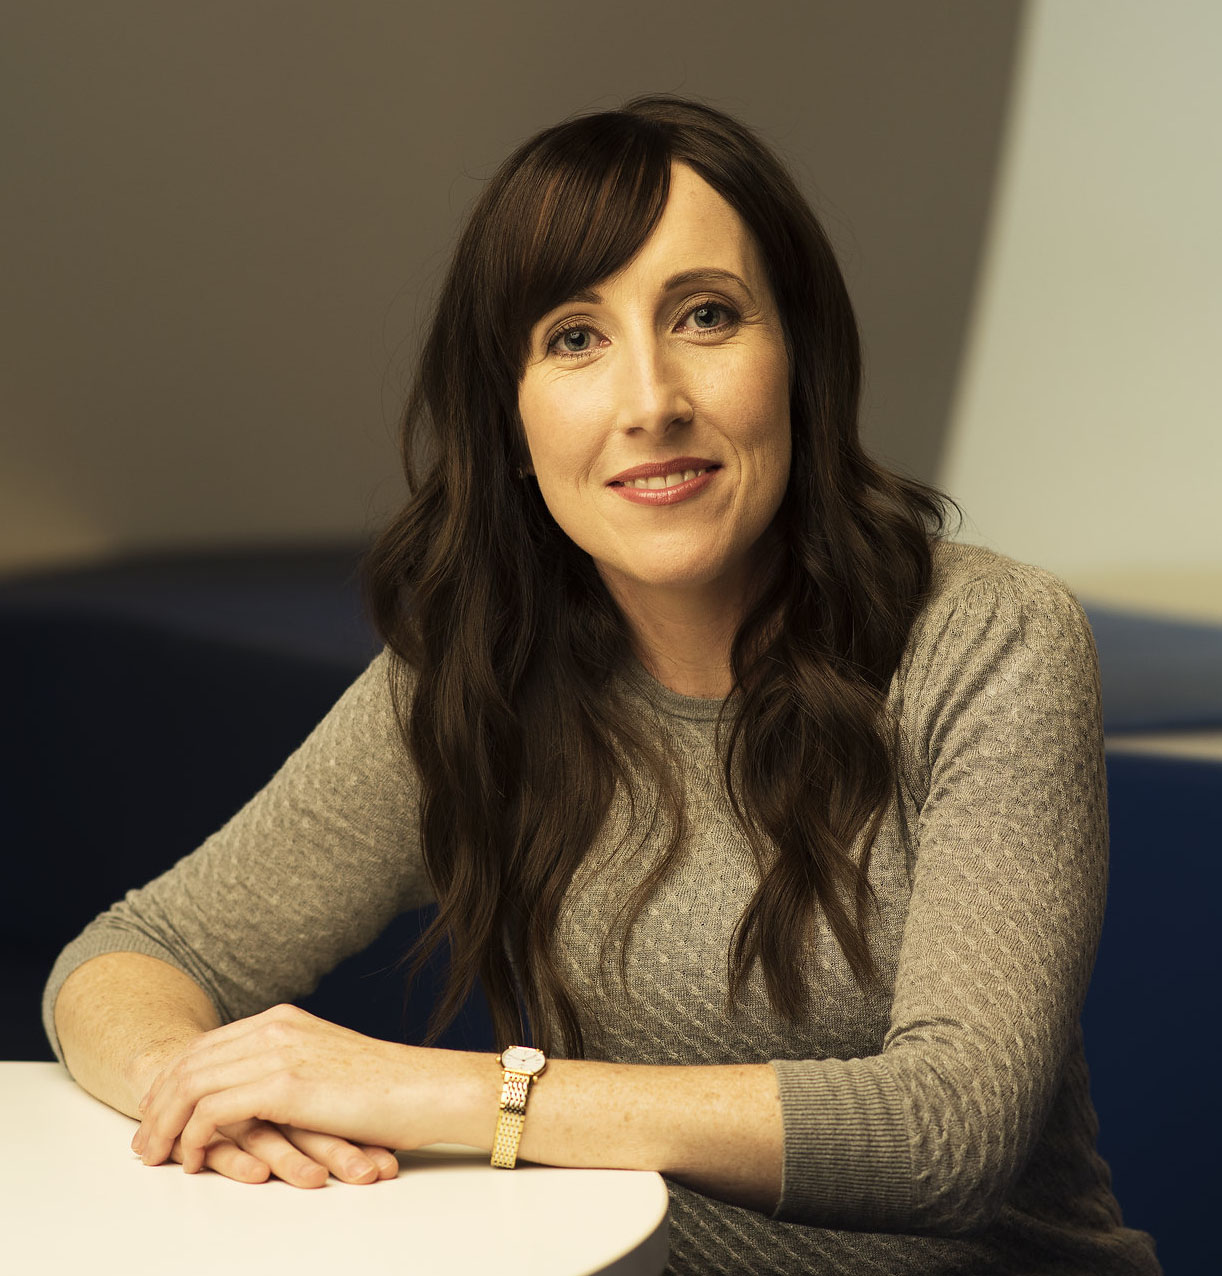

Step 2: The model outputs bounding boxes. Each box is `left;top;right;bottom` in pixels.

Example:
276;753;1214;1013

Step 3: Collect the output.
546;323;602;360
677;301;738;334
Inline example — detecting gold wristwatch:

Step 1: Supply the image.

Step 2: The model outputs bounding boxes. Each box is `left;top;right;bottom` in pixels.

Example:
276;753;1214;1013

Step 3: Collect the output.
490;1045;547;1169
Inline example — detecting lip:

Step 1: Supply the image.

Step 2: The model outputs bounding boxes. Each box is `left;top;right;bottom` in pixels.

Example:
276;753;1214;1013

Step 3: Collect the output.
608;462;719;508
607;456;720;485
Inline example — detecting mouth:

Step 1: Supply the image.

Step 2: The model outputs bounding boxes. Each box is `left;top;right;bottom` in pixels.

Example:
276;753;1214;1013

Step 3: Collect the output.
607;457;721;490
606;458;721;507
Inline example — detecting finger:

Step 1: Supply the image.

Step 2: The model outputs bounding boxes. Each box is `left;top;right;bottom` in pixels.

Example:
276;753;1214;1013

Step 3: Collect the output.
138;1049;292;1167
358;1145;401;1181
280;1127;387;1184
170;1133;271;1185
179;1081;290;1175
227;1122;328;1188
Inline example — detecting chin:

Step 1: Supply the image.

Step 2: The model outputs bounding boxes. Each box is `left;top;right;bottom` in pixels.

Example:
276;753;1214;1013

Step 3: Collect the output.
614;560;745;594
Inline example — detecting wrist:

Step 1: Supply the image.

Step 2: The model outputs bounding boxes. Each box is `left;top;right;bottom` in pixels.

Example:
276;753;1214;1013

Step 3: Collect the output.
396;1045;502;1151
491;1046;547;1168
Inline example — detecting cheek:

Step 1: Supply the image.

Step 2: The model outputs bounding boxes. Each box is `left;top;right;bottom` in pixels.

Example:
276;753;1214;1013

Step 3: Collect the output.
758;427;792;524
729;352;791;467
519;381;605;486
740;361;792;521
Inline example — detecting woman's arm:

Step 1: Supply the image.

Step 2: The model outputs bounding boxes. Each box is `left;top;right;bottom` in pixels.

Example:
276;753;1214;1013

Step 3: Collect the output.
519;1056;783;1212
57;954;401;1186
130;1000;784;1211
42;652;430;1065
56;951;220;1118
768;559;1110;1231
44;654;426;1187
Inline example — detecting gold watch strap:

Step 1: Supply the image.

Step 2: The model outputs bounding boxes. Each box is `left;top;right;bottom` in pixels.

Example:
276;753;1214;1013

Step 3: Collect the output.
491;1069;533;1169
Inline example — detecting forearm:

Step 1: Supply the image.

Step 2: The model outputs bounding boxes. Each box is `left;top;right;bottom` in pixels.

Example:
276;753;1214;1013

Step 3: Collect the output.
54;952;222;1118
448;1054;784;1214
123;1002;783;1208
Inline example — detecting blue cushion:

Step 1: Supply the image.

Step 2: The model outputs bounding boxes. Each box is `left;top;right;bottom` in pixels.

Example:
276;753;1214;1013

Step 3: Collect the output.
1085;606;1222;732
1083;751;1220;1271
0;545;378;668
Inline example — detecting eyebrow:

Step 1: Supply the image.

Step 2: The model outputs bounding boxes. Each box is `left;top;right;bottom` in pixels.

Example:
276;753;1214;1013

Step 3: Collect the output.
561;267;754;308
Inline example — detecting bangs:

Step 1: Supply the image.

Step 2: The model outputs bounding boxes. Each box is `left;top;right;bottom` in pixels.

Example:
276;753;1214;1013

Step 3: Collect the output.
486;116;673;375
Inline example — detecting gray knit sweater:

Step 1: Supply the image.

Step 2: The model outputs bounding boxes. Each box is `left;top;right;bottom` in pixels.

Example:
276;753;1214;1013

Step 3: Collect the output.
44;542;1161;1273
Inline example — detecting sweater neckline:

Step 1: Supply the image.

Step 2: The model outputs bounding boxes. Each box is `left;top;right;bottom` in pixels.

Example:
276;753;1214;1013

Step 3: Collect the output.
619;657;729;723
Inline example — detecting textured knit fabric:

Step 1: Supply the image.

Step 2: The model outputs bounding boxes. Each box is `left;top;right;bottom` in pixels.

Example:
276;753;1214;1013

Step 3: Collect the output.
44;541;1161;1274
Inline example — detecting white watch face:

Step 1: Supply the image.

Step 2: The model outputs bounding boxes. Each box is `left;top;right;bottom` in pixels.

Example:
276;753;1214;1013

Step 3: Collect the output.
501;1046;546;1075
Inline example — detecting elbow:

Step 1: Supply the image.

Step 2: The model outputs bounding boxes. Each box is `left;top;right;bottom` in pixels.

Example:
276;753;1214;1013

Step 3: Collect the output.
905;1016;1086;1237
771;1051;1039;1234
903;1103;1032;1235
895;1050;1041;1236
911;1169;1011;1236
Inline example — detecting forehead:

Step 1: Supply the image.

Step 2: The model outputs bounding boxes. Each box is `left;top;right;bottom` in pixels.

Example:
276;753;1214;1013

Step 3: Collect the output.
609;162;762;287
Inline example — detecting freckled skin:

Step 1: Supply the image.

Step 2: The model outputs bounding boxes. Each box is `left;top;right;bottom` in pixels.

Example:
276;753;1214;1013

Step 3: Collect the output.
518;163;792;627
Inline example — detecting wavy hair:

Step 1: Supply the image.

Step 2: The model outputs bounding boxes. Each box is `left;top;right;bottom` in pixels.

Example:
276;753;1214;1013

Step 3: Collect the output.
365;96;953;1054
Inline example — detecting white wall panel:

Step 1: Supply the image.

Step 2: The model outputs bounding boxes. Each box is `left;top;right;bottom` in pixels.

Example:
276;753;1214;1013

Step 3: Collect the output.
940;0;1222;617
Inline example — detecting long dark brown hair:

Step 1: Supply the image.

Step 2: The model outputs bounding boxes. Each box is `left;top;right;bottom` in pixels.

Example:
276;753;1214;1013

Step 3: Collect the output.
365;96;953;1055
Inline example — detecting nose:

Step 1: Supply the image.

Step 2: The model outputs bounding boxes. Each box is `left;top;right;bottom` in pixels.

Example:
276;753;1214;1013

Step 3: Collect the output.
613;340;694;436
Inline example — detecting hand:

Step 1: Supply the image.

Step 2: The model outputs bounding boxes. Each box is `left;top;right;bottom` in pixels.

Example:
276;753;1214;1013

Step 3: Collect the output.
131;1004;448;1177
136;1117;400;1187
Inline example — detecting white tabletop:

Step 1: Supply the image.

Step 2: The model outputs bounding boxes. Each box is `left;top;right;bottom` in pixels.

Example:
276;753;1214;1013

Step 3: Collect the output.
1;1062;669;1276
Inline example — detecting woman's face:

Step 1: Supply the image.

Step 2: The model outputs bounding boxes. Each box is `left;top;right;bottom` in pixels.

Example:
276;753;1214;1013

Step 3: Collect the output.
517;163;791;615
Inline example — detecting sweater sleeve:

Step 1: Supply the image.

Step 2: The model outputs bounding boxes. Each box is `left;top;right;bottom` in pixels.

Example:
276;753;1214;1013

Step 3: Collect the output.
770;561;1109;1233
42;650;433;1063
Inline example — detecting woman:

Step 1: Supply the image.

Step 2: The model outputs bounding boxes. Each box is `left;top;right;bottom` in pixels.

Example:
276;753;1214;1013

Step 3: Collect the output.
45;97;1160;1273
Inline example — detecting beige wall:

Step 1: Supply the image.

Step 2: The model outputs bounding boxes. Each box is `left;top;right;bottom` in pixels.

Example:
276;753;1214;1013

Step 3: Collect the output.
939;0;1222;619
2;0;1021;575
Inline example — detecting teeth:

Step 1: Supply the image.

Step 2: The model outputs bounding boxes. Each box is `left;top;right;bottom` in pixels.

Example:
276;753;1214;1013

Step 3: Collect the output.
628;468;707;489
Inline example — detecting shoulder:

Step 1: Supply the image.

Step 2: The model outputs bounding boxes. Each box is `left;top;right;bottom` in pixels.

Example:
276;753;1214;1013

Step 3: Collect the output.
326;647;403;722
911;539;1094;653
925;539;1083;617
289;646;416;776
896;540;1101;735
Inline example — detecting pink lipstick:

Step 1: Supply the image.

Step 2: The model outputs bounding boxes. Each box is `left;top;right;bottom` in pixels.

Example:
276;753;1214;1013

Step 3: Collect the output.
608;457;720;507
